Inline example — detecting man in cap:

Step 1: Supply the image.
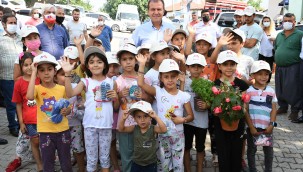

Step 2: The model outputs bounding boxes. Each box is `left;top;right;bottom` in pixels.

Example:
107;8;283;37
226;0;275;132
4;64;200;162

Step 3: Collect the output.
233;10;244;29
239;6;263;60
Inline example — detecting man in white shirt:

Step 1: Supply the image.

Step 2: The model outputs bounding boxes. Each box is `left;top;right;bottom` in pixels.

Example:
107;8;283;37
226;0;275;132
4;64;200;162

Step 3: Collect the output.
193;9;221;47
66;8;88;49
239;6;263;60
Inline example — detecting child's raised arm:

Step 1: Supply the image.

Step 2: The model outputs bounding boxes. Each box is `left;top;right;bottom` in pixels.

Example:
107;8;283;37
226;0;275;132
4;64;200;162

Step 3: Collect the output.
59;57;85;98
136;54;156;96
184;25;196;56
149;110;167;134
209;32;234;63
26;62;38;100
118;111;135;133
73;35;85;71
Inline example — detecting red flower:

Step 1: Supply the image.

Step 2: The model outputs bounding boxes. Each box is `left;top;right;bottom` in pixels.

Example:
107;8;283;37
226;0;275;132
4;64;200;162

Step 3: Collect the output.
230;81;235;86
232;105;242;111
225;98;230;102
241;94;251;103
212;86;220;95
213;107;222;114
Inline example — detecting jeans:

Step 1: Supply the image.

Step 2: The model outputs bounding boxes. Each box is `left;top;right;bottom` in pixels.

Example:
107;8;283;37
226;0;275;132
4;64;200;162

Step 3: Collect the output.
0;80;18;130
247;128;273;172
131;162;157;172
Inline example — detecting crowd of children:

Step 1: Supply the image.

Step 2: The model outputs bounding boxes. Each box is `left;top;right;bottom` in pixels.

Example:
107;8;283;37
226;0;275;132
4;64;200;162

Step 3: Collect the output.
6;20;277;172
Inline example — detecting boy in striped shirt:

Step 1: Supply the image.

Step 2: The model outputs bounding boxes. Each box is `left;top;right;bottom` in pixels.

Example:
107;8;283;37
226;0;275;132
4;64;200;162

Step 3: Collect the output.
245;60;277;172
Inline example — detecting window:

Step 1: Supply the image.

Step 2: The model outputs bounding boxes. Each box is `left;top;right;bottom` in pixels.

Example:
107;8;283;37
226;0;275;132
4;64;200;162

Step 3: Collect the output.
217;13;234;27
17;10;30;16
120;13;139;20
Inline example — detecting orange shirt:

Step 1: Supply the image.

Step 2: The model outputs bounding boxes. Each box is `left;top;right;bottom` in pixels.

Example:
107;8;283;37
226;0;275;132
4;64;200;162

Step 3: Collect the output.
201;58;220;82
189;20;199;27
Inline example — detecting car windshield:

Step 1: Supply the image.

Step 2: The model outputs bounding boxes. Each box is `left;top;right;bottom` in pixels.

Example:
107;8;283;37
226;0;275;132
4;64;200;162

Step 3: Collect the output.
9;1;20;5
121;13;139;20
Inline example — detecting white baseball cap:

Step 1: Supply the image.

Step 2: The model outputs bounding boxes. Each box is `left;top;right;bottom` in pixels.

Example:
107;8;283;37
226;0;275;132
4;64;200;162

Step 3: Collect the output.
120;37;135;47
84;46;107;60
217;50;239;64
250;60;271;74
159;59;181;73
169;44;181;53
117;43;138;58
195;32;213;46
128;100;153;116
21;25;39;37
64;46;79;59
244;6;256;16
33;52;57;66
230;29;246;42
137;42;152;54
234;10;244;16
149;40;173;55
172;29;187;39
105;52;119;65
56;60;62;71
186;53;207;66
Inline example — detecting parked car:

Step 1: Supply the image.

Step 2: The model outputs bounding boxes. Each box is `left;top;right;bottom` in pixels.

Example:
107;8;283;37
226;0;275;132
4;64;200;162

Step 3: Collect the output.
172;18;184;29
1;0;26;10
85;12;127;32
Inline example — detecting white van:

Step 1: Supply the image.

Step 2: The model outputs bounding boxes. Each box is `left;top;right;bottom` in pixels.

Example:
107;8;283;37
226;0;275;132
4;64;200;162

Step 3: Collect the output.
116;4;140;32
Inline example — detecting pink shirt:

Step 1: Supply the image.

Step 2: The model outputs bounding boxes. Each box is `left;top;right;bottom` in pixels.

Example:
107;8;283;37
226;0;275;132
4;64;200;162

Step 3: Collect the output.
25;18;42;26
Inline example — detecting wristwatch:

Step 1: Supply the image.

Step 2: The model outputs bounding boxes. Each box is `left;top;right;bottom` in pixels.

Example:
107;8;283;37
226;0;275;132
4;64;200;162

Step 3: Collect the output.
269;122;277;127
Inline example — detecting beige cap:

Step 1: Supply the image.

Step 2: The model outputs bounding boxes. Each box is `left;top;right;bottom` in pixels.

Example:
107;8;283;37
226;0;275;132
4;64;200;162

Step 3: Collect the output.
21;25;39;37
64;46;79;59
128;100;153;116
186;53;207;66
84;46;106;60
172;29;187;39
250;60;271;74
117;43;138;58
33;52;57;66
149;40;173;55
217;50;239;64
159;59;181;73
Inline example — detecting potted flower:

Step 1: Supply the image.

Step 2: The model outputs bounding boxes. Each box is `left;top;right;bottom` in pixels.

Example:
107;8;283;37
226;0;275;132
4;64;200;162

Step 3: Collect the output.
191;78;214;112
211;81;250;131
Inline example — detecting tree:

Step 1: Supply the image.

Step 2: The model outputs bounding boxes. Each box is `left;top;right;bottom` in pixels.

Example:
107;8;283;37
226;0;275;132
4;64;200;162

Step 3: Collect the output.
103;0;148;22
24;0;92;11
247;0;263;11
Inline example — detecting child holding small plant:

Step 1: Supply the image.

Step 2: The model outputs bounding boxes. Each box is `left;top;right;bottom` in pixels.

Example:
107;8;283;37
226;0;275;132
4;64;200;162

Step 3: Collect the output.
183;53;209;172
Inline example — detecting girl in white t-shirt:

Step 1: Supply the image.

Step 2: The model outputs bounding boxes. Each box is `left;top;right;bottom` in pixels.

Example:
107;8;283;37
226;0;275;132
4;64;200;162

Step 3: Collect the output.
137;56;194;172
60;46;119;172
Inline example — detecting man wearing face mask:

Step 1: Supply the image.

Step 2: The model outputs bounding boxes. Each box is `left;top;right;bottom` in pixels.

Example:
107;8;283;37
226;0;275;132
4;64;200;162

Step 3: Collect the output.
25;8;42;26
239;6;263;60
55;6;69;42
36;5;69;60
94;15;112;52
193;9;221;47
66;8;88;50
0;14;23;137
274;13;303;121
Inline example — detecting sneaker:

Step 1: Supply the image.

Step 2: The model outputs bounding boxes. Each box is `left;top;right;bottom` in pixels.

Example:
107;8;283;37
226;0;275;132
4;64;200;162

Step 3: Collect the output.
277;108;287;115
288;111;299;121
6;158;21;172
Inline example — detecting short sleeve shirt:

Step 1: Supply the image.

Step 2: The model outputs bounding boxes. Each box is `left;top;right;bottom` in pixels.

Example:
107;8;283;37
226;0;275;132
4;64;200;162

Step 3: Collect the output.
193;21;221;47
235;55;254;80
66;20;87;45
96;25;112;52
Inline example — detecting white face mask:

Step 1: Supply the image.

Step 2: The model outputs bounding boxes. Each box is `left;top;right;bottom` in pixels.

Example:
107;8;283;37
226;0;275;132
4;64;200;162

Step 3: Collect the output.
6;24;17;34
263;21;270;27
33;14;39;19
98;21;104;26
283;22;293;30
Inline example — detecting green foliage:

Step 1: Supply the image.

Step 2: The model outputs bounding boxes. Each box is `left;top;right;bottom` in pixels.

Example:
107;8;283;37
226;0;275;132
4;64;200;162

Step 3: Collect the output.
247;0;263;11
103;0;148;22
56;0;92;11
191;78;214;106
211;81;245;126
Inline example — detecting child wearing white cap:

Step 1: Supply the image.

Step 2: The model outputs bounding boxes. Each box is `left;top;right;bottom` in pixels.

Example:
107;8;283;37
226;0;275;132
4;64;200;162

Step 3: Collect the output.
14;25;42;81
118;101;167;171
137;42;152;73
171;29;187;54
214;50;249;172
137;55;194;172
245;60;276;172
26;52;73;171
183;53;208;172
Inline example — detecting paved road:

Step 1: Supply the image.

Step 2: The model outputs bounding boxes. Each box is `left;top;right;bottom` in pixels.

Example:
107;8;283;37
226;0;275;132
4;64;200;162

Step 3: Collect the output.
0;31;303;171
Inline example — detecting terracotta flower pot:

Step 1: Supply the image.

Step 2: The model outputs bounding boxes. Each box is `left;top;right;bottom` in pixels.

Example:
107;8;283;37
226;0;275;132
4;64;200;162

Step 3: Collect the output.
194;97;206;112
220;119;239;131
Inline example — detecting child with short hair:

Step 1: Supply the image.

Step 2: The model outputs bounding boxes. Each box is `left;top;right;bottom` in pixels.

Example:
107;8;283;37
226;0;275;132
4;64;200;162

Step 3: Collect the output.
245;60;277;172
118;101;167;172
183;53;208;172
12;52;42;171
137;56;194;172
26;52;72;171
214;50;249;172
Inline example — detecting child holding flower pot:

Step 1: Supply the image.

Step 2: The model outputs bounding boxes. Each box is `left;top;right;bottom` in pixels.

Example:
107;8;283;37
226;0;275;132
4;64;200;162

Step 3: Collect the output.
213;50;249;172
245;60;277;172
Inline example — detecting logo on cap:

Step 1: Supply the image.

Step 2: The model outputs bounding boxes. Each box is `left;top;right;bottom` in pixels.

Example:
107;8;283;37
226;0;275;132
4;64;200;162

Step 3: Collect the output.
137;101;144;105
193;54;200;60
40;55;48;59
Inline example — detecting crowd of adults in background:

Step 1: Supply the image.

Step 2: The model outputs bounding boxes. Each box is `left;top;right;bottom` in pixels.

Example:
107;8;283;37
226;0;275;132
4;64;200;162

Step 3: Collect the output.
0;1;303;171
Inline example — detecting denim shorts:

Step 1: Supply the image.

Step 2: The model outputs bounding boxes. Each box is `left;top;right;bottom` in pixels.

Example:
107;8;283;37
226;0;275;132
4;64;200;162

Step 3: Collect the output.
25;124;39;138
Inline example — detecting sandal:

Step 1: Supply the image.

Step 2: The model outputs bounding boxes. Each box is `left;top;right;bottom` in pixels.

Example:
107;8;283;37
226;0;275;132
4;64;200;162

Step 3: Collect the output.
212;154;219;167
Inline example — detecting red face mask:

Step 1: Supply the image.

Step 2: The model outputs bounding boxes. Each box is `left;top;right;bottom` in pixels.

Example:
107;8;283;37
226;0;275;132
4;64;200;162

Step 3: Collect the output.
44;13;56;24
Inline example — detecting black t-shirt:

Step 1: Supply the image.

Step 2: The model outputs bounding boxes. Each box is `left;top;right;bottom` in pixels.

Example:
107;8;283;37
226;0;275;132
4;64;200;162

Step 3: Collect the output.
213;77;249;134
